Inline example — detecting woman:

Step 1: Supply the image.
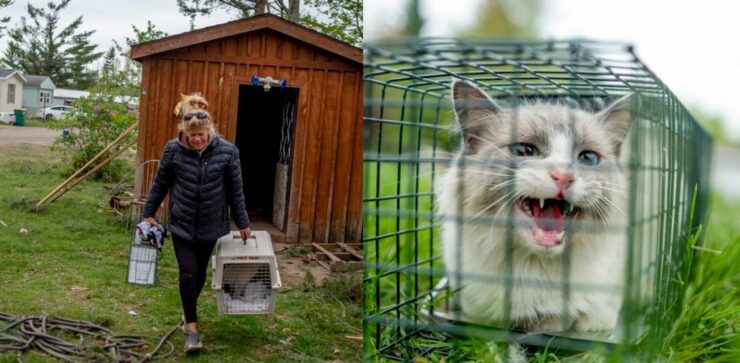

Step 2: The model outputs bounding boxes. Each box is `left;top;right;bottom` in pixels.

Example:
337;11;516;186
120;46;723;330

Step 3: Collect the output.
142;105;250;353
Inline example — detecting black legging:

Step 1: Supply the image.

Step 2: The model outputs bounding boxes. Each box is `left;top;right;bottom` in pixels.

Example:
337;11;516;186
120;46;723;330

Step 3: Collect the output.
172;234;217;324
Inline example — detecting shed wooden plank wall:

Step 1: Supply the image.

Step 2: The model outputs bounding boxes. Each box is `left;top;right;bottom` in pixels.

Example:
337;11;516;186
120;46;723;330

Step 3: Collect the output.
136;29;362;244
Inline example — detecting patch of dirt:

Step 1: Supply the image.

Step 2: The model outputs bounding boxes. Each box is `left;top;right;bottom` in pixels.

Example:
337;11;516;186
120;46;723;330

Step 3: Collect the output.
273;242;332;286
0;125;59;146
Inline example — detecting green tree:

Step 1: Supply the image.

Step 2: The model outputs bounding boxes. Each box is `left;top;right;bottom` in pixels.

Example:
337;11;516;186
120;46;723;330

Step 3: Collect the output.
122;20;169;49
177;0;276;21
176;0;362;46
0;0;12;37
110;20;168;88
464;0;542;37
301;0;361;45
401;0;424;36
2;0;103;89
101;47;118;78
690;107;738;146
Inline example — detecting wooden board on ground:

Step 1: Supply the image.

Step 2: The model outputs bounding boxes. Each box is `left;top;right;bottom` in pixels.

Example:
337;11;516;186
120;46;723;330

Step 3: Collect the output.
311;242;362;272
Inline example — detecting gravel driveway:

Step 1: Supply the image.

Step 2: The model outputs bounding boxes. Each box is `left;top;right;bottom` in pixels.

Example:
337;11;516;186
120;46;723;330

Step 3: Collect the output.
0;125;59;146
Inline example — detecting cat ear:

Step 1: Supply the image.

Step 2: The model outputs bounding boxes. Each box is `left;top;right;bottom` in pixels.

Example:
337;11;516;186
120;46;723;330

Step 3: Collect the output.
451;80;502;153
598;93;634;154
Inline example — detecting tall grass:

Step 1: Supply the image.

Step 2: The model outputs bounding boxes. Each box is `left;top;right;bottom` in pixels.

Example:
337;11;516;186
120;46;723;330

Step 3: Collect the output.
660;194;740;362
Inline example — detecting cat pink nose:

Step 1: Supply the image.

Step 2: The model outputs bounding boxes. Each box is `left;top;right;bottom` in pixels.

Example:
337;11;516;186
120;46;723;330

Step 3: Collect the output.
550;170;575;191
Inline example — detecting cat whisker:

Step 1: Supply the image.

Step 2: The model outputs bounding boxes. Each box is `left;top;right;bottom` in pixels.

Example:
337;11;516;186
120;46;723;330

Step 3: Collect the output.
597;196;626;218
470;190;518;220
598;187;628;196
599;184;628;191
590;202;610;221
591;195;625;220
600;184;630;192
491;199;520;222
458;169;514;178
458;159;519;172
488;183;517;194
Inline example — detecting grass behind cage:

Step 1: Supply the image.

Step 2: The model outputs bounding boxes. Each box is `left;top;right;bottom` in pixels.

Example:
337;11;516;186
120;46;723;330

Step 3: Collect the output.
364;161;440;307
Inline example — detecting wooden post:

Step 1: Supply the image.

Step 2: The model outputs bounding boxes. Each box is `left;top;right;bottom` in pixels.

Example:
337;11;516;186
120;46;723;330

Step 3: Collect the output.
47;139;137;204
36;122;138;207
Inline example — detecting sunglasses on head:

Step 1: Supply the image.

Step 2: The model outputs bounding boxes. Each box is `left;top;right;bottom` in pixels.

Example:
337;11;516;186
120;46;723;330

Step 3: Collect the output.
183;112;208;121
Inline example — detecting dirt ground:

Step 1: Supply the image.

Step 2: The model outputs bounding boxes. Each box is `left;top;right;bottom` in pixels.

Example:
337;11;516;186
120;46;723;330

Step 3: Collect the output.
273;241;335;286
0;125;59;146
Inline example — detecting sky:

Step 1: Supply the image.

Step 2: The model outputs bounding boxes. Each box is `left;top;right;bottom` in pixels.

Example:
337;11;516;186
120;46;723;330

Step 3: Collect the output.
0;0;234;62
366;0;740;139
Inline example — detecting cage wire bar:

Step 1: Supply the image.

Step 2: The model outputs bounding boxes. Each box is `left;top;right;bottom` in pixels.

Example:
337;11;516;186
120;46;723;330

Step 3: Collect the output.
362;39;712;361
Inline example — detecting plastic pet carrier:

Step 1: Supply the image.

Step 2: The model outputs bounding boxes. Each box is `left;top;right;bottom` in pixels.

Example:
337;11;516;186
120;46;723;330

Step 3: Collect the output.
212;231;282;315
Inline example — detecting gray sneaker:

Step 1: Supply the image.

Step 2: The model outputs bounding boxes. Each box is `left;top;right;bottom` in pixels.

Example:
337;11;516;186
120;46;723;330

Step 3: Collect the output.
184;329;203;353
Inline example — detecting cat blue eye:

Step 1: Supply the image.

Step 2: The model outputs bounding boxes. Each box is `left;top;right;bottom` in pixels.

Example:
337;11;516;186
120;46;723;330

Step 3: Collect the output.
578;150;600;165
509;143;540;157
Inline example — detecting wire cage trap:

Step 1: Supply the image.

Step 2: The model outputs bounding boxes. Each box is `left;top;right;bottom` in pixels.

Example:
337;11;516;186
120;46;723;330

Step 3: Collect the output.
212;231;282;315
126;232;160;286
126;160;166;286
363;39;712;361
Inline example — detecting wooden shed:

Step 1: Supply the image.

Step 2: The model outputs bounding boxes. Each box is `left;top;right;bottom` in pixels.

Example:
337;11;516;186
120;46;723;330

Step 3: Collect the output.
130;14;363;244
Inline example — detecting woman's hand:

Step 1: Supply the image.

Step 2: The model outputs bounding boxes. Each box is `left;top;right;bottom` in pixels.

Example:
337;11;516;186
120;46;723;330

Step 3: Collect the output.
239;227;252;242
143;217;158;226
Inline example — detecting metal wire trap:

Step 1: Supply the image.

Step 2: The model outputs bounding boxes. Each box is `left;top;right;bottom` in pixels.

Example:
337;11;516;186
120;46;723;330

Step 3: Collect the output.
363;39;712;361
126;162;166;287
126;225;160;286
212;231;282;315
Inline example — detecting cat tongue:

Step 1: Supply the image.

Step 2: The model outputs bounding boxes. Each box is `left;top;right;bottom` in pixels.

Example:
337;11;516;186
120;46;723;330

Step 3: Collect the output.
531;201;564;231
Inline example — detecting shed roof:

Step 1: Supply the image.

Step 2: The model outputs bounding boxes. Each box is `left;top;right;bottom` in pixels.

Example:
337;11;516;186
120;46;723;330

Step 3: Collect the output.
0;68;28;82
131;14;361;64
24;75;55;88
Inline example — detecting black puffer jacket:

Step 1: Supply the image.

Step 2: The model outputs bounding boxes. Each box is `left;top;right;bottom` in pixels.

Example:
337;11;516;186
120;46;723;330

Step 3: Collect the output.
143;135;249;241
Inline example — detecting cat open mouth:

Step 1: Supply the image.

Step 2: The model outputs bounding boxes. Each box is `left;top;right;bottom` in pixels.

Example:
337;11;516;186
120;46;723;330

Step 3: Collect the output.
517;197;581;247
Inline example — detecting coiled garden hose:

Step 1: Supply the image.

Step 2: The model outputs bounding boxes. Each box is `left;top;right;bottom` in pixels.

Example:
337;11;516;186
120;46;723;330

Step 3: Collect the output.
0;312;181;362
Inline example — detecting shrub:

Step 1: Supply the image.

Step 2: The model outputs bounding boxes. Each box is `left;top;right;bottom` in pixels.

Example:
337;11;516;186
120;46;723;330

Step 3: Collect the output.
48;72;138;181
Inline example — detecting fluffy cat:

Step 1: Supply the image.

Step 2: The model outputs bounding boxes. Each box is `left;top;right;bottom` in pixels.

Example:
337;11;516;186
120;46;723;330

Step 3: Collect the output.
437;80;632;332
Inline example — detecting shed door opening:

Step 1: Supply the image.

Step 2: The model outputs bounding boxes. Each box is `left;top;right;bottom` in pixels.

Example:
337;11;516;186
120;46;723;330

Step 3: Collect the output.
234;85;298;231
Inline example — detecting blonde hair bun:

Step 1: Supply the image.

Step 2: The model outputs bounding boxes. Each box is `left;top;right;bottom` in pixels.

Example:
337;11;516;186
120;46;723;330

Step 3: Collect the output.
174;92;209;118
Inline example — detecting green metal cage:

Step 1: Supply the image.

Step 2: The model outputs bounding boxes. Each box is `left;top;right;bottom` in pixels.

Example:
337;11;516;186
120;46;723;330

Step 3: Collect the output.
362;39;712;361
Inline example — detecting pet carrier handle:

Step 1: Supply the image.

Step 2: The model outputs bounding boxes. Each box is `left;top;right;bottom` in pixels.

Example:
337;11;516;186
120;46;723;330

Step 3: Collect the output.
242;232;256;245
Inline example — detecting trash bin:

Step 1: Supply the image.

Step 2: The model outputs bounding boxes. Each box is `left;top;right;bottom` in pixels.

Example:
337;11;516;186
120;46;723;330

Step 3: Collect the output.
13;109;26;127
